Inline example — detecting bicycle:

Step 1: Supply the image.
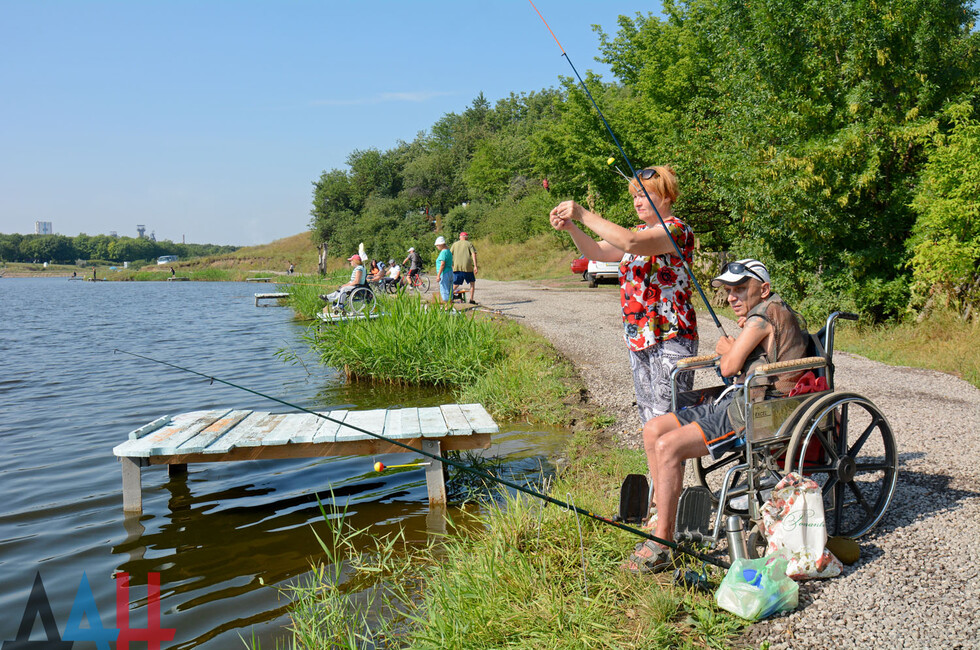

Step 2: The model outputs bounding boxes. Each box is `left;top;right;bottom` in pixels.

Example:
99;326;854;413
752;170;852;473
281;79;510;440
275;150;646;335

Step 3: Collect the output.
401;270;430;293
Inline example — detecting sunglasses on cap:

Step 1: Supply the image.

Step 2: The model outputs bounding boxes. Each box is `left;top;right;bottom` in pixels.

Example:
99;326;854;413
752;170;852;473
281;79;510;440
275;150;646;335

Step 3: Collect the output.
722;261;766;283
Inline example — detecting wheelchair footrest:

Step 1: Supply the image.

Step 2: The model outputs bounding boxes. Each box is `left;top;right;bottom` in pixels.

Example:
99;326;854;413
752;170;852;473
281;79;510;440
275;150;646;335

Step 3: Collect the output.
674;486;713;543
615;474;649;524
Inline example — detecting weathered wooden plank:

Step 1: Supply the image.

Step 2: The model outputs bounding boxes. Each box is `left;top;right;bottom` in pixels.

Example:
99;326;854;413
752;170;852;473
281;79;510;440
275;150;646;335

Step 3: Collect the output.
127;415;171;440
311;410;348;443
440;404;471;436
382;409;412;440
203;412;282;454
118;410;231;457
234;413;288;448
400;408;421;438
175;410;252;454
459;403;499;434
263;412;323;445
418;407;449;438
338;410;386;443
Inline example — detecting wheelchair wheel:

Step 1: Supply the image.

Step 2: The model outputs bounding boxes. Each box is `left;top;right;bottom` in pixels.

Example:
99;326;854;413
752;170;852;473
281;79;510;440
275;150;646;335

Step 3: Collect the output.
346;286;376;316
784;391;898;538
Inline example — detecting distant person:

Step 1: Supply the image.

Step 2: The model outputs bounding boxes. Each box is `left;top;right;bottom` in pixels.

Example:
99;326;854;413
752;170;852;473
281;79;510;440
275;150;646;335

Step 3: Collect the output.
403;247;422;286
287;261;295;275
71;271;77;278
450;231;479;304
367;260;383;282
434;236;453;307
322;254;365;311
170;266;175;277
92;268;97;281
549;165;699;423
381;259;401;291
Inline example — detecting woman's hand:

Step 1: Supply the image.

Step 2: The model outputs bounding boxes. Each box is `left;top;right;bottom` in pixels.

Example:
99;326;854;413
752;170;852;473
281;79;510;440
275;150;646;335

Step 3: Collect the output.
549;200;585;230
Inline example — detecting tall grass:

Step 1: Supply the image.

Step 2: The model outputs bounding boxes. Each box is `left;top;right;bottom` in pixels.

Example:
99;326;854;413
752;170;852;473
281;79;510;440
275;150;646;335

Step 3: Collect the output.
266;430;745;650
308;293;503;387
835;308;980;388
277;273;346;320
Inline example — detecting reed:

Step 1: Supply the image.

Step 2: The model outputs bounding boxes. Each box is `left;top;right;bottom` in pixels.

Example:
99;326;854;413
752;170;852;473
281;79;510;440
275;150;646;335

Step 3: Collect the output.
308;293;504;387
277;274;343;321
266;430;745;649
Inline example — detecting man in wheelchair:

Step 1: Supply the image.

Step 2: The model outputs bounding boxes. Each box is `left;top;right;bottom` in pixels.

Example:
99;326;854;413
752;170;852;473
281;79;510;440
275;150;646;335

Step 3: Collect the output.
625;258;809;573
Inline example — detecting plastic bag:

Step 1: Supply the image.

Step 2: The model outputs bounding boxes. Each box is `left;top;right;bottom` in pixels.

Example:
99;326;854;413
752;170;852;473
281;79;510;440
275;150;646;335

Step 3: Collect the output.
760;472;842;579
715;555;799;621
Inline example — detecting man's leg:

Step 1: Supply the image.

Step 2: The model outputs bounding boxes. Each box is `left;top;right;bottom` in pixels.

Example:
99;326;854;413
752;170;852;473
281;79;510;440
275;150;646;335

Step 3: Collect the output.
652;425;708;543
468;275;476;303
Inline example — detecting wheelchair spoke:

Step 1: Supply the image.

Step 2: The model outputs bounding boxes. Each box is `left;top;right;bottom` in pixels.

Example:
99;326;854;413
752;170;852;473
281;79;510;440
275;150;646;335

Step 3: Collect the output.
848;480;874;516
856;462;891;472
831;483;845;536
836;402;848;456
820;473;840;499
847;416;881;457
813;427;840;462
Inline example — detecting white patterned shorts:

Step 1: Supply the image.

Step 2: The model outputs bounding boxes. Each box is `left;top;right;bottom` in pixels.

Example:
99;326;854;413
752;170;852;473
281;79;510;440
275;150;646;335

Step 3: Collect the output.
628;337;699;422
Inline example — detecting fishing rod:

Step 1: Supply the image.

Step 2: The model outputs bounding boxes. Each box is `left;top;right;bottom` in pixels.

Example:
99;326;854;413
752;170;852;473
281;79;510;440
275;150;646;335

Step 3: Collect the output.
112;348;729;570
528;0;727;337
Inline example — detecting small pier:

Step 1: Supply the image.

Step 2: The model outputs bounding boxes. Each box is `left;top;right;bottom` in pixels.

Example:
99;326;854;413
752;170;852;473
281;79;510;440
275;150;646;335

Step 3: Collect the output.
114;405;497;513
316;311;384;323
254;292;289;306
245;277;273;282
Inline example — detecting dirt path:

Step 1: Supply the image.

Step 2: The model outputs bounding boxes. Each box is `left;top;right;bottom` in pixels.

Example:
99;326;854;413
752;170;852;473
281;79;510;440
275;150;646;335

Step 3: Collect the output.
475;277;980;649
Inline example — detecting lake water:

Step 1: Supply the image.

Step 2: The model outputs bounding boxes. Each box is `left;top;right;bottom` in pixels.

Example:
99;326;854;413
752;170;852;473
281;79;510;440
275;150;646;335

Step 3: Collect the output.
0;278;566;647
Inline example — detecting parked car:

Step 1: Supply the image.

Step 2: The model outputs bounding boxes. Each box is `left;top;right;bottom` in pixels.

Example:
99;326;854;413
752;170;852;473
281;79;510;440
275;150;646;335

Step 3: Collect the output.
571;255;620;287
587;259;620;287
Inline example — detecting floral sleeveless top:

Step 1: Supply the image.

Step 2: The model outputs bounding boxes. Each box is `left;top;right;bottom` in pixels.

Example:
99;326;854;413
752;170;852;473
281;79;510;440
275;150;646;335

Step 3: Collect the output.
619;220;698;351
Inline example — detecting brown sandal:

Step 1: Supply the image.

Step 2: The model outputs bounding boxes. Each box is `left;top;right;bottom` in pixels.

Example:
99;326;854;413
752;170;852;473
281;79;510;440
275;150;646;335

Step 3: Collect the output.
622;540;673;574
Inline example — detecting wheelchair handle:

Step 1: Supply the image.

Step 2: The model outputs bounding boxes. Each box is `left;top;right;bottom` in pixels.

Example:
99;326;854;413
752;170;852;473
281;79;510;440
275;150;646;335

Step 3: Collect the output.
836;311;859;321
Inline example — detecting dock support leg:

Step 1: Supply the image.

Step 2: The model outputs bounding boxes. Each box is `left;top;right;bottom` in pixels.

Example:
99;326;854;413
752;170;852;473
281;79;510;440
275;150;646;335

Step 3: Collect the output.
168;463;187;477
422;440;446;505
121;457;145;513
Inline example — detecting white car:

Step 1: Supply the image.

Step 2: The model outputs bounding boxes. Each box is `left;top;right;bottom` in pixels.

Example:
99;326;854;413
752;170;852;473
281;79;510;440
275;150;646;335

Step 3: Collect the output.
586;259;620;287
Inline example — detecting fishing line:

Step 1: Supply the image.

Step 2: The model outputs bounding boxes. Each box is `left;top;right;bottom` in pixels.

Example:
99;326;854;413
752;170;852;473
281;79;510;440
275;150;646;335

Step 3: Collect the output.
528;0;726;336
112;347;729;569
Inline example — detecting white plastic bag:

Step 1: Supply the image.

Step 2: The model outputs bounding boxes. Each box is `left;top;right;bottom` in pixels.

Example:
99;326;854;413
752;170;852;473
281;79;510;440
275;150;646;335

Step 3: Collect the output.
760;472;842;579
715;554;799;620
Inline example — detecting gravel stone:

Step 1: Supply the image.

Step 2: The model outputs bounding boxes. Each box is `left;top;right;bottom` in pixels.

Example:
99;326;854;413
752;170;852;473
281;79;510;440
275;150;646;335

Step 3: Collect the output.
476;279;980;649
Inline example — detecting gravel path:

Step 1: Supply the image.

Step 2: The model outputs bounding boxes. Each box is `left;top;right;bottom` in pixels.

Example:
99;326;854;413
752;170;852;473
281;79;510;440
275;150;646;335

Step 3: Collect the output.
475;278;980;649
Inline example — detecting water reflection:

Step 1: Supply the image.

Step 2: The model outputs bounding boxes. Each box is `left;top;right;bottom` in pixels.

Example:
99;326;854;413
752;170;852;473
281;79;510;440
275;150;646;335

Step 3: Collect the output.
0;279;567;648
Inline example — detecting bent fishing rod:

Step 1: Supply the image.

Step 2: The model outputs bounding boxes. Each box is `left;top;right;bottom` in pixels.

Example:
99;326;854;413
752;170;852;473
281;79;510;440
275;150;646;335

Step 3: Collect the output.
529;1;726;337
113;348;728;569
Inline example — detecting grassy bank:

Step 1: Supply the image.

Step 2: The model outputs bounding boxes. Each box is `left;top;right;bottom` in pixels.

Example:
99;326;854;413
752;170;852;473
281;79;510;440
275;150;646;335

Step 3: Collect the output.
266;429;743;649
301;292;580;425
835;308;980;389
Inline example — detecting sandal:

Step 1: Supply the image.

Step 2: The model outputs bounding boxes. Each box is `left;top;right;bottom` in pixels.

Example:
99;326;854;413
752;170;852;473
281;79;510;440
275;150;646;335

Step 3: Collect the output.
622;540;673;574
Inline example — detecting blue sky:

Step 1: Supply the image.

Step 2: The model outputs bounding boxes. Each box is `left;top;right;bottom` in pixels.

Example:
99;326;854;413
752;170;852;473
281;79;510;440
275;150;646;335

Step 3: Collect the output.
0;1;663;246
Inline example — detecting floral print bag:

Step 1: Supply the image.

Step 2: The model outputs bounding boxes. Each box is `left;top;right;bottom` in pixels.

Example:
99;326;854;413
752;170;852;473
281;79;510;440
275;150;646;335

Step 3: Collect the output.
759;472;843;580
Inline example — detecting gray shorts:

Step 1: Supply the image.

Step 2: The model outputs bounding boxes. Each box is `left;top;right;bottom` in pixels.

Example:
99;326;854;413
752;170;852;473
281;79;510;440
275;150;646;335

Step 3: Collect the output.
628;337;698;422
673;390;744;460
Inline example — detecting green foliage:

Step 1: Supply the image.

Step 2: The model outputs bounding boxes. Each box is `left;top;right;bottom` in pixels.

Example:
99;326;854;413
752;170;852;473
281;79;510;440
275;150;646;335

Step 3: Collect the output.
909;102;980;316
306;0;980;323
0;232;237;264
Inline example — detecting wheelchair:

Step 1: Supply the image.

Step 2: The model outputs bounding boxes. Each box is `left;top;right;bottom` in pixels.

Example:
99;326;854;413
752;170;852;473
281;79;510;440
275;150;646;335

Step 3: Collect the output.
320;282;377;317
667;311;898;559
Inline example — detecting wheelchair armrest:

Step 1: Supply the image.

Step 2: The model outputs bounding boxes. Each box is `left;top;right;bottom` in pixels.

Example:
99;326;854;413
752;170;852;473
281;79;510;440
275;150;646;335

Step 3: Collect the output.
676;354;721;370
751;356;827;378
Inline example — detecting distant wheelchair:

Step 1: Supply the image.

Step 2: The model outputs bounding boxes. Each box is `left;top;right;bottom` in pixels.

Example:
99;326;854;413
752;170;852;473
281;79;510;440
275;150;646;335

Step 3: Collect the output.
320;283;377;317
668;312;898;558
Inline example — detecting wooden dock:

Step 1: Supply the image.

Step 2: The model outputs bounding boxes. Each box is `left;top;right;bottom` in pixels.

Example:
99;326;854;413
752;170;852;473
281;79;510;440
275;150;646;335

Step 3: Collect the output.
255;292;289;306
114;405;497;513
246;277;273;282
316;311;384;323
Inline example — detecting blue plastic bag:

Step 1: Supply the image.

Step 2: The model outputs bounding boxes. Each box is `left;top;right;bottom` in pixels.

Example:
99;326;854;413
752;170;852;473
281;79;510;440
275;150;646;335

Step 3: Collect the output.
715;554;799;620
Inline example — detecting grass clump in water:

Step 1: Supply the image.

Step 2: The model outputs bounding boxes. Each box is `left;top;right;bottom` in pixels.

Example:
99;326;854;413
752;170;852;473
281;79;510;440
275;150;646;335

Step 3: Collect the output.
309;293;503;387
301;292;582;424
